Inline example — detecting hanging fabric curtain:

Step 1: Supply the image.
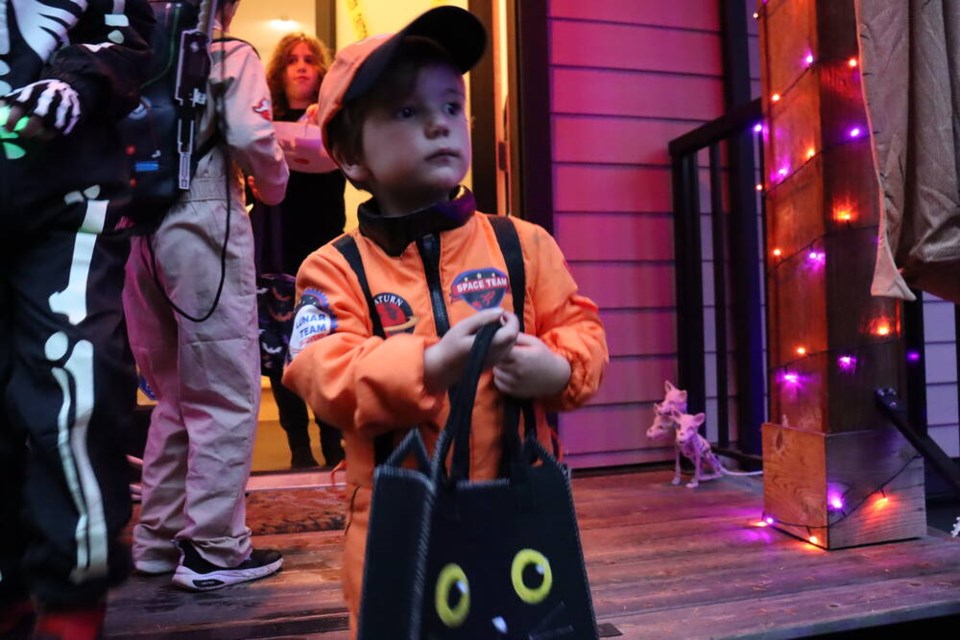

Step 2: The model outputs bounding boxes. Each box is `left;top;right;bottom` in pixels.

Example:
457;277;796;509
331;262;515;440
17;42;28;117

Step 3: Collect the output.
857;0;960;303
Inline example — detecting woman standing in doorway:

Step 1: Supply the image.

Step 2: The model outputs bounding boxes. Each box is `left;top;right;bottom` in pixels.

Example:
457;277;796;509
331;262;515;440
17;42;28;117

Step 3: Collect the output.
256;33;346;469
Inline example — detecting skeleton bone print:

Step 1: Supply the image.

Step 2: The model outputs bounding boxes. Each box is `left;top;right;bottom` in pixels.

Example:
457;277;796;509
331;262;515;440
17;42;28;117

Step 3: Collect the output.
0;0;89;94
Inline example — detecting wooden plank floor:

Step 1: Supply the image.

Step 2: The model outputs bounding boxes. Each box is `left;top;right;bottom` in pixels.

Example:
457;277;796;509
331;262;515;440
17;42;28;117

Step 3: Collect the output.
103;468;960;639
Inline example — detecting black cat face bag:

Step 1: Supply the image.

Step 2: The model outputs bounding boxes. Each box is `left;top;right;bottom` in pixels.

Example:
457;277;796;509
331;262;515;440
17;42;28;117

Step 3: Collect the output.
358;323;598;640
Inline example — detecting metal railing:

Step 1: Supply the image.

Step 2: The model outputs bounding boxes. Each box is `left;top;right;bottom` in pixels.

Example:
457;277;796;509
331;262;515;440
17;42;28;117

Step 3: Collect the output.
668;98;765;464
669;99;960;487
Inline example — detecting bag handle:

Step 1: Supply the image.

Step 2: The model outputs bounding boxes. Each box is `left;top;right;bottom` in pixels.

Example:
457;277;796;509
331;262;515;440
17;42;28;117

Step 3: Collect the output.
382;425;432;472
436;322;503;483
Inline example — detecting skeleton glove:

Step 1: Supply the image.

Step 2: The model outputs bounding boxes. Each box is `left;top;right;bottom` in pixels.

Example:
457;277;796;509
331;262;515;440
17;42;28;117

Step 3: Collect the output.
2;80;82;136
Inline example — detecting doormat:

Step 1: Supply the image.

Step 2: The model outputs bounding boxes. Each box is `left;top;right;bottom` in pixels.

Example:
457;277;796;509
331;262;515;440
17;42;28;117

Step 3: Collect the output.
129;486;347;536
246;486;347;534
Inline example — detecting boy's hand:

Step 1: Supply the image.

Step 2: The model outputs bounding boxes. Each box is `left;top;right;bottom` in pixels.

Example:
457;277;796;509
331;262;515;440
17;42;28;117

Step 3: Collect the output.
492;333;572;398
424;308;519;392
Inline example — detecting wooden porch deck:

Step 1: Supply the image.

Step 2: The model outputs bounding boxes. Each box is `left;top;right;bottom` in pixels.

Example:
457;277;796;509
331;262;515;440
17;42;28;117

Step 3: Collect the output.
103;468;960;639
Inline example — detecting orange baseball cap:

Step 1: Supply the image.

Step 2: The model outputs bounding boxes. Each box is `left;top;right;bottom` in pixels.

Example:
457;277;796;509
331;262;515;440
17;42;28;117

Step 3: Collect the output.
316;6;487;157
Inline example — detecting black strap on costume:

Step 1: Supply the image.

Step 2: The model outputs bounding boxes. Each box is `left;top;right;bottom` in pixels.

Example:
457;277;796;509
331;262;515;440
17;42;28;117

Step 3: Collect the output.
333;236;392;463
486;216;537;476
333;235;386;338
488;215;525;325
334;215;530;467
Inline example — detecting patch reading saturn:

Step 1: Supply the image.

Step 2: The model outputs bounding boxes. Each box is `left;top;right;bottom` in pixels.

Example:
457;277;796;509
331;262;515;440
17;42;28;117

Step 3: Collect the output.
287;289;337;361
373;292;419;335
450;268;509;310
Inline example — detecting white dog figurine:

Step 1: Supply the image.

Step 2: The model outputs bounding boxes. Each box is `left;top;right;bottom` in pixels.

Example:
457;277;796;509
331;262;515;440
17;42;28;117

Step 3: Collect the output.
645;380;688;440
661;380;687;412
646;380;763;488
671;408;763;488
646;380;692;484
671;410;724;487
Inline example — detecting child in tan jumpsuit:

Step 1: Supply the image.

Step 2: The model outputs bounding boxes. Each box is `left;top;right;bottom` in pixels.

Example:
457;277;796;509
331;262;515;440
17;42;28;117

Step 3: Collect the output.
123;0;289;591
281;7;608;637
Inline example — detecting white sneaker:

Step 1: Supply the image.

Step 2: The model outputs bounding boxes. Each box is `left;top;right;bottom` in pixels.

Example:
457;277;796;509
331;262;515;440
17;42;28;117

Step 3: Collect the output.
171;540;283;591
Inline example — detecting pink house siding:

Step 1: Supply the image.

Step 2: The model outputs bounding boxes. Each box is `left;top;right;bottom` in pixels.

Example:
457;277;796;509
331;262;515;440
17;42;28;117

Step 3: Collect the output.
548;1;959;466
547;0;727;467
923;299;960;457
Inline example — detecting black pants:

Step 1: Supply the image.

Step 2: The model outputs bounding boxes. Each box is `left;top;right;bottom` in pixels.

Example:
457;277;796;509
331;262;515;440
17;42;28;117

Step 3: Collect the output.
269;373;344;466
0;185;136;607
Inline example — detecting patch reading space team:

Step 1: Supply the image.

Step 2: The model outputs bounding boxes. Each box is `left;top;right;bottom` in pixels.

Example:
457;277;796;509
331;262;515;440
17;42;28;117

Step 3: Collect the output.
287;289;337;362
374;292;418;335
450;268;509;310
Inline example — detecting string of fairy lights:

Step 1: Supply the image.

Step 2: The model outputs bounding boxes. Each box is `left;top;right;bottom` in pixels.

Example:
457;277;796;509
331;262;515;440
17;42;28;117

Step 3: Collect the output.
755;453;923;547
750;1;922;547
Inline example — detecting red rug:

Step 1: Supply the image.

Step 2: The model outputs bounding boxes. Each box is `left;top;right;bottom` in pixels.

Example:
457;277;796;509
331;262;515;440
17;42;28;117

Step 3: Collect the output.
246;486;347;534
128;486;347;537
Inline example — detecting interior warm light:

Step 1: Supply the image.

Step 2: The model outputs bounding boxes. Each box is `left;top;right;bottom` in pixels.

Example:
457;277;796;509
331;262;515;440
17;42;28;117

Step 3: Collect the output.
756;183;764;191
804;53;814;66
848;57;858;68
874;323;891;337
753;12;759;19
765;516;774;525
828;495;844;510
875;495;890;508
268;17;299;31
753;123;763;133
808;535;819;545
771;93;781;102
806;148;816;160
835;209;853;222
849;127;862;138
772;248;782;257
795;346;807;356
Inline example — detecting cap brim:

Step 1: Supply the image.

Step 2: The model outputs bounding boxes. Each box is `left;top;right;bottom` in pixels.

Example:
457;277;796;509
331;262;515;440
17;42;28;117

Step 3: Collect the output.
344;6;487;102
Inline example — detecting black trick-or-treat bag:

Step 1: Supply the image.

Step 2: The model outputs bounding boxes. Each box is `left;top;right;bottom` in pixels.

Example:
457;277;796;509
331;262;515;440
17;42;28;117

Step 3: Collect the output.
358;323;598;640
255;273;296;375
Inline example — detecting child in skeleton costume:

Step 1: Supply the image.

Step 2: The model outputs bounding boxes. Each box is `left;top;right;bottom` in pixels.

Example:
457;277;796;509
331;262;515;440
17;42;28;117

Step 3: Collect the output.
281;8;608;637
123;0;289;592
0;1;155;637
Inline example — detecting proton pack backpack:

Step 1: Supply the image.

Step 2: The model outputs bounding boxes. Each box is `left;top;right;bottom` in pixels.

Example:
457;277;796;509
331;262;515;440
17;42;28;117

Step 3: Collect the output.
119;0;217;230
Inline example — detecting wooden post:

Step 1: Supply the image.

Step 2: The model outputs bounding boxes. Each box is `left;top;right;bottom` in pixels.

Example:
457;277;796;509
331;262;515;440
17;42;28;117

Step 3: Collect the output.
758;0;925;549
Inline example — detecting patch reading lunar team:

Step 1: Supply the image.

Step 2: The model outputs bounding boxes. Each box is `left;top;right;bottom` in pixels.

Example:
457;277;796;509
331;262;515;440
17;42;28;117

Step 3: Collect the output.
287;289;337;361
373;293;418;335
450;268;509;310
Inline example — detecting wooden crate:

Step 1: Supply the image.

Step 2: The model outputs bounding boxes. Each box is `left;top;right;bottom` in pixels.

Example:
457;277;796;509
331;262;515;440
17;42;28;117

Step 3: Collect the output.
762;422;926;549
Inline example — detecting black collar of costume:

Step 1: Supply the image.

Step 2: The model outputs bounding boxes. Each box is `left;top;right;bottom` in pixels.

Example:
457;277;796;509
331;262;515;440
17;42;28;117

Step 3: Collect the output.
357;188;476;257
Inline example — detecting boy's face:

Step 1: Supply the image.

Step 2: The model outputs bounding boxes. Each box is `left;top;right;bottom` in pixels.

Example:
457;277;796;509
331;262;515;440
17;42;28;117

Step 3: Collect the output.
346;63;470;216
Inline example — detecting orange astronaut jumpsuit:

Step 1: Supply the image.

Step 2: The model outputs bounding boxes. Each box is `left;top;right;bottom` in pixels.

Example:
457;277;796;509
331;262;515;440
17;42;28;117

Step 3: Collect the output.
282;188;608;635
